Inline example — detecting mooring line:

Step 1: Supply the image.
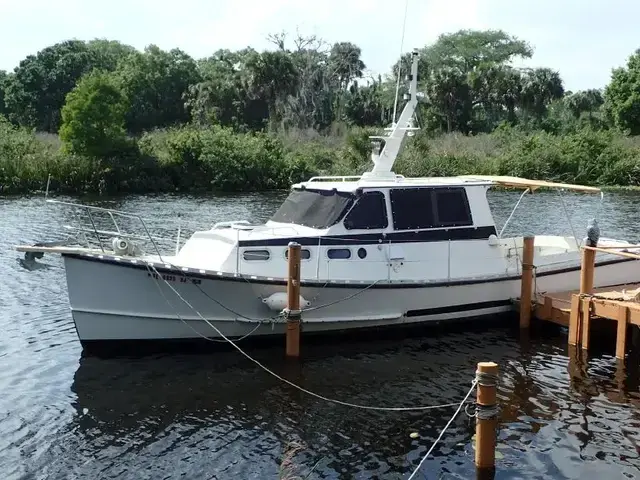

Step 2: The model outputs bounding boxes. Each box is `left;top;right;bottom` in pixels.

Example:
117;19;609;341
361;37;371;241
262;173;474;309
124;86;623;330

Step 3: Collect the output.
144;262;268;343
300;279;381;312
145;261;472;412
406;379;478;479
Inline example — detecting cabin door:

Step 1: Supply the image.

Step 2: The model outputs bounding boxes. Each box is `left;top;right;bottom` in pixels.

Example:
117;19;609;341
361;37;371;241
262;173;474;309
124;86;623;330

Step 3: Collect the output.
387;244;405;280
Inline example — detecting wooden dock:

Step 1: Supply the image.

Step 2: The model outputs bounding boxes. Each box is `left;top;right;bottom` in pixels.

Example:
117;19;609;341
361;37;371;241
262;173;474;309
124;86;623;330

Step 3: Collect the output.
515;239;640;360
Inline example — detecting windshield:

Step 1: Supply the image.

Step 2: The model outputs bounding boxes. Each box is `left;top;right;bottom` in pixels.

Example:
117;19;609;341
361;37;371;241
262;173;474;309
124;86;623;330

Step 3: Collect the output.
270;188;354;229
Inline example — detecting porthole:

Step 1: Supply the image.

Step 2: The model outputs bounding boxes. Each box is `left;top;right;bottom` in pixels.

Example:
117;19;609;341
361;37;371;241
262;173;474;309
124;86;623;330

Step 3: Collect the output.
285;249;311;260
357;247;367;259
327;248;351;259
243;249;270;261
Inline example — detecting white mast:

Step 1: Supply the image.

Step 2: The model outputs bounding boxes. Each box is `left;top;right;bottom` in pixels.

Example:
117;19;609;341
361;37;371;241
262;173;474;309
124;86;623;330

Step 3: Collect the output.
361;48;420;181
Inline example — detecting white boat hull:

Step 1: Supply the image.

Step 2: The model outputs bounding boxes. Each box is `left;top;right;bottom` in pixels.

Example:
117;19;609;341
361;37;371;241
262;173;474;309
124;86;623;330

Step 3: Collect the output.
62;253;640;344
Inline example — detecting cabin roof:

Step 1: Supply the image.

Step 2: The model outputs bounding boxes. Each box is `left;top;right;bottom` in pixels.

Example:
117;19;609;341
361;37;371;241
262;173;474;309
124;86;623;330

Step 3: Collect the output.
294;174;601;194
294;175;492;192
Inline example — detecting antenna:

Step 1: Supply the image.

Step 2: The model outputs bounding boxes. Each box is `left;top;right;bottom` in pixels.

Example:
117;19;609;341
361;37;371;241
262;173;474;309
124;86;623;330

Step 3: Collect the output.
391;0;410;126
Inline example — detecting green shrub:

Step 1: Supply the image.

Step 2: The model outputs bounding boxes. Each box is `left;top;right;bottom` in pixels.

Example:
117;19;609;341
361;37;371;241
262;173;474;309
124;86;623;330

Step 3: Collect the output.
4;116;640;195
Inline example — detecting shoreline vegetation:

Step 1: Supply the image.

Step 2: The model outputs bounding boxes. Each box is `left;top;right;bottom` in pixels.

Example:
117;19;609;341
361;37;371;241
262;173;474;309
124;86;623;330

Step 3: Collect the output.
1;32;640;195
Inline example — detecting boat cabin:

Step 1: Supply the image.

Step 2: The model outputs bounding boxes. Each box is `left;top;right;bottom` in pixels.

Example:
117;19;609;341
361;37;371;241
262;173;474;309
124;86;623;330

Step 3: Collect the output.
175;175;512;283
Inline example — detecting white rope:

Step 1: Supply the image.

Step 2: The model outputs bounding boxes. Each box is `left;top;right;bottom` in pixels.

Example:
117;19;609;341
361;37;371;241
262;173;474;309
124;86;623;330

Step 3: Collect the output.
301;280;381;312
558;190;581;248
158;261;280;323
499;188;529;238
406;379;478;479
145;261;469;412
145;263;267;343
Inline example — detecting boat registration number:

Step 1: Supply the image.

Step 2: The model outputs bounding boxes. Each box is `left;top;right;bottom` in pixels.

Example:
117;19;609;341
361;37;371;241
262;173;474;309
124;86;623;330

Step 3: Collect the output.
147;272;202;285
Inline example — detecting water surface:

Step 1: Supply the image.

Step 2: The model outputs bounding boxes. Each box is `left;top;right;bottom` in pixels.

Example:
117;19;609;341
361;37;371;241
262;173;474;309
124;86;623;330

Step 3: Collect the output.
1;190;639;479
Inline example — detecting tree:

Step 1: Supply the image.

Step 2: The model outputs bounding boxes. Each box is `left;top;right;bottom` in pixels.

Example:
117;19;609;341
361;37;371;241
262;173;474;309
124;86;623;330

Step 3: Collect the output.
565;89;604;119
343;78;389;127
494;67;524;125
86;39;136;71
520;67;564;122
263;33;340;130
59;71;128;158
425;68;472;132
329;42;366;90
185;48;269;130
3;40;101;132
467;64;523;130
422;29;532;73
604;49;640;134
287;41;336;129
245;50;299;125
117;45;202;133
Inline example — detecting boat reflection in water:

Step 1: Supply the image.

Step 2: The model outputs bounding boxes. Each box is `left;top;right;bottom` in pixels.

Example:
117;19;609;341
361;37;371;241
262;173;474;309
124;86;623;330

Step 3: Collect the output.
66;327;640;478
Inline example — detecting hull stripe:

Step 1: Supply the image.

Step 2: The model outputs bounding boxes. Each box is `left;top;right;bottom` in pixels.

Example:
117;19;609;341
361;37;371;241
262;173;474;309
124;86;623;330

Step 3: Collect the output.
406;299;512;317
238;226;497;247
62;253;636;289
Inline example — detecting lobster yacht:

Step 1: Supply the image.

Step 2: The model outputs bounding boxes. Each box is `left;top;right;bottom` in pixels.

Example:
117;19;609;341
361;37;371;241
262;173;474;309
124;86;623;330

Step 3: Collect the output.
16;49;640;345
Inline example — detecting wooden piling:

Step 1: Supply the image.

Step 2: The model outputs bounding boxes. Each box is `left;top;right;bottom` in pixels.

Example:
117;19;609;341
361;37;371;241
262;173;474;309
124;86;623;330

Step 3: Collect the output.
519;237;535;329
580;297;592;351
568;294;581;346
616;305;628;360
475;361;499;471
578;247;596;351
579;247;596;296
286;242;302;358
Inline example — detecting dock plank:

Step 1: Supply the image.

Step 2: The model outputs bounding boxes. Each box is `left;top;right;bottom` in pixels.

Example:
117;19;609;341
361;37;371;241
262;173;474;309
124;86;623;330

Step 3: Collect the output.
530;283;640;327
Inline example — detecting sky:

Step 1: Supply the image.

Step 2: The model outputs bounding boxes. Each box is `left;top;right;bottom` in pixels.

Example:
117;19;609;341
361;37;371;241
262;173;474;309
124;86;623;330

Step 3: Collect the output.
0;0;638;92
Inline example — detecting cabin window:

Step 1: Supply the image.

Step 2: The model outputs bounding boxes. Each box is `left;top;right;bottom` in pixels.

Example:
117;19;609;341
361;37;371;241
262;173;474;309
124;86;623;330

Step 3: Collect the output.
357;247;367;259
343;191;388;230
390;187;472;230
285;249;311;260
243;249;270;261
269;188;354;229
390;188;435;230
327;248;351;259
433;188;472;226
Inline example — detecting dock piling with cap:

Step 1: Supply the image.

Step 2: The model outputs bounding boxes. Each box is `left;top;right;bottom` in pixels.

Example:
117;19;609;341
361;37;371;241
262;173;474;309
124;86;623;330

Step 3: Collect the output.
286;242;302;358
519;237;535;329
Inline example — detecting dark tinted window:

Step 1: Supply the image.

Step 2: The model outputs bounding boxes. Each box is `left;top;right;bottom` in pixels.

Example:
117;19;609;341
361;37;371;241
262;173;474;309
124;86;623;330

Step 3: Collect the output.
390;188;435;230
343;191;388;230
390;187;472;230
270;189;354;228
327;248;351;259
434;188;472;226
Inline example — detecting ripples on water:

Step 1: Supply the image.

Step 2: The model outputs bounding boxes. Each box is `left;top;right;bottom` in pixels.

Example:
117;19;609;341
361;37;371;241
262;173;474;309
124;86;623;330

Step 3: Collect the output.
1;191;640;479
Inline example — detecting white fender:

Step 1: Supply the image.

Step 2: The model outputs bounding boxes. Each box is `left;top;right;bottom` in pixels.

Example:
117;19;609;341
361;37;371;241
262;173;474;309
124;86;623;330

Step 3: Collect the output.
262;292;311;311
